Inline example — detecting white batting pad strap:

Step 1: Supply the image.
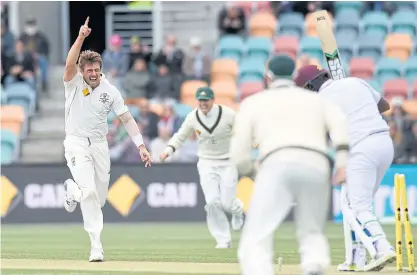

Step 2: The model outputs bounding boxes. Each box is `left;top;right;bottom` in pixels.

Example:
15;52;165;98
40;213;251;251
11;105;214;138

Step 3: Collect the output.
132;133;144;148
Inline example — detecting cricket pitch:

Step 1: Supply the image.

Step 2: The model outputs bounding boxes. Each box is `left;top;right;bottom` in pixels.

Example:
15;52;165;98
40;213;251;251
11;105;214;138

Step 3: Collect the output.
1;259;400;274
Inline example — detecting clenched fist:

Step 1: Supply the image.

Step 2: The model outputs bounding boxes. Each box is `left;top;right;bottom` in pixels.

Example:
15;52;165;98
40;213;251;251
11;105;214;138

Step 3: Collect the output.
79;17;91;38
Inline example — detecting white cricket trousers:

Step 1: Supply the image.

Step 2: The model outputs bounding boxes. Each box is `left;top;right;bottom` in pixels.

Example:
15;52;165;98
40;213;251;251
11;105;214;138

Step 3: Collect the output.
239;154;331;275
342;132;394;256
197;158;239;244
64;135;110;250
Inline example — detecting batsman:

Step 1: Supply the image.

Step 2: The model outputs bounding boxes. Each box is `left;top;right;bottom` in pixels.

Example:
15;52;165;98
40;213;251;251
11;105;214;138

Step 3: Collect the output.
295;65;396;272
160;87;244;248
232;55;350;275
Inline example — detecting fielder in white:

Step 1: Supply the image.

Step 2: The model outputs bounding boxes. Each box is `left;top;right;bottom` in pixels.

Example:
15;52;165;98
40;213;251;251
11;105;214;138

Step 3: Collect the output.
62;18;151;262
232;55;350;275
295;65;395;272
160;87;244;248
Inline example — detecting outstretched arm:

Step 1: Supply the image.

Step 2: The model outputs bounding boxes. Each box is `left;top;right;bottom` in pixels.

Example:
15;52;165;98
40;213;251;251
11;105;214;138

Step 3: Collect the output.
119;111;151;167
64;17;91;82
160;114;194;162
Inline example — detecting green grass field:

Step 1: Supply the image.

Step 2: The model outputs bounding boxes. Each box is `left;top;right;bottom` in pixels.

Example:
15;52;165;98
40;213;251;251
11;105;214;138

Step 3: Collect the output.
1;222;414;274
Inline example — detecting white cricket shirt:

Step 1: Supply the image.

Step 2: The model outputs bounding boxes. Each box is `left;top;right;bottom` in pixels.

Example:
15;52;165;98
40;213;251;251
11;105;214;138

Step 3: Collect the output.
64;73;128;140
318;77;389;148
167;104;235;160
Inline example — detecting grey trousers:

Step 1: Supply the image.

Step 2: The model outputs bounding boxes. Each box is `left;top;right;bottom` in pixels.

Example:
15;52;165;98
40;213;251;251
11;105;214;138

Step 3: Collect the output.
238;154;331;275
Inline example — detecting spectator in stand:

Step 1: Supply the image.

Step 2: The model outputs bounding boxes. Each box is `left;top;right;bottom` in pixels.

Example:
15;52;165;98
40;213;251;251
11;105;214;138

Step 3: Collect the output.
1;51;6;85
182;37;212;81
122;58;151;99
388;120;407;163
1;22;15;58
404;121;417;163
150;125;174;163
390;98;409;132
137;99;159;140
175;133;198;163
153;34;184;75
158;104;183;136
128;36;152;69
102;34;129;88
218;3;246;36
148;63;179;105
4;39;35;88
274;1;295;16
19;18;49;90
292;1;334;16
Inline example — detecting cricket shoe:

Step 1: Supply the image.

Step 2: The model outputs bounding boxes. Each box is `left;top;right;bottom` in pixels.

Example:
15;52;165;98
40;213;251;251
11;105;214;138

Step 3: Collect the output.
337;248;366;272
364;249;396;272
337;262;363;272
215;241;232;249
64;179;79;213
89;248;104;262
231;213;244;231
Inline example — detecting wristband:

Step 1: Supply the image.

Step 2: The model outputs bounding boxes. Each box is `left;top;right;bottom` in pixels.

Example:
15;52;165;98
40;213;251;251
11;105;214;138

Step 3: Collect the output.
132;133;144;148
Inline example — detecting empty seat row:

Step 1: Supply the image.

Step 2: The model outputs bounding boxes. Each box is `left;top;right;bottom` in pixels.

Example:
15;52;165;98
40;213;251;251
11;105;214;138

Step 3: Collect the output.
2;82;37;117
383;79;417;100
279;9;416;38
217;35;272;62
1;105;26;137
350;56;417;82
1;129;19;164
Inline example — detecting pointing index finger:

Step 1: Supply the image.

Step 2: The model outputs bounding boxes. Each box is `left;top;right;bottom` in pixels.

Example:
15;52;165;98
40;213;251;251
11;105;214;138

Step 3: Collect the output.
84;17;90;27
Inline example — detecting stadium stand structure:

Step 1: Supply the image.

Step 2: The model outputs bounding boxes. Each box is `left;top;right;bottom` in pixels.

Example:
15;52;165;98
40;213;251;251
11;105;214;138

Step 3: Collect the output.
2;1;417;164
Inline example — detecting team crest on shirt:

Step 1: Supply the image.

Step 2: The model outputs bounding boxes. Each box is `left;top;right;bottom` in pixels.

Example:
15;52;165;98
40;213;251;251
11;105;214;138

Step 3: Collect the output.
99;93;110;104
195;130;201;136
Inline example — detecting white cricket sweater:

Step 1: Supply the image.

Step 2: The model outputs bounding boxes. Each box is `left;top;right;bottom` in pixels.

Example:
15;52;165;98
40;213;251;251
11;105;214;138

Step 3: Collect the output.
230;80;350;176
165;104;235;160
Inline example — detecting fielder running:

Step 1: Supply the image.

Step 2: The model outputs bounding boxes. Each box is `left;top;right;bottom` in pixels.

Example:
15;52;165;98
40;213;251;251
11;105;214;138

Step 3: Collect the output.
160;87;244;248
295;65;395;272
62;18;151;262
232;55;350;275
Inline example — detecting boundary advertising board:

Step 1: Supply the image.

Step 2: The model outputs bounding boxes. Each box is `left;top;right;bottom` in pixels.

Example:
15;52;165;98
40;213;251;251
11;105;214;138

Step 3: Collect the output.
2;163;414;224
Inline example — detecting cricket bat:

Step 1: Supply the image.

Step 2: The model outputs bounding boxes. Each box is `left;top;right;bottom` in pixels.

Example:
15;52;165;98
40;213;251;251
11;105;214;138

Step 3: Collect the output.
313;10;346;80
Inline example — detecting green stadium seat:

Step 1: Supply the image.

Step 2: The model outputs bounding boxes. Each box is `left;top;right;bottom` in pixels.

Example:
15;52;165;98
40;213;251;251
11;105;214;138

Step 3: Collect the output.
395;1;416;11
1;92;7;105
216;35;245;61
4;83;36;117
278;12;304;37
245;37;272;62
239;58;265;83
334;1;363;14
375;58;403;85
362;11;389;38
336;29;357;43
1;129;18;164
337;38;355;62
299;36;323;61
173;103;193;118
392;10;417;36
404;56;417;84
335;9;360;36
366;79;382;94
358;34;384;61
